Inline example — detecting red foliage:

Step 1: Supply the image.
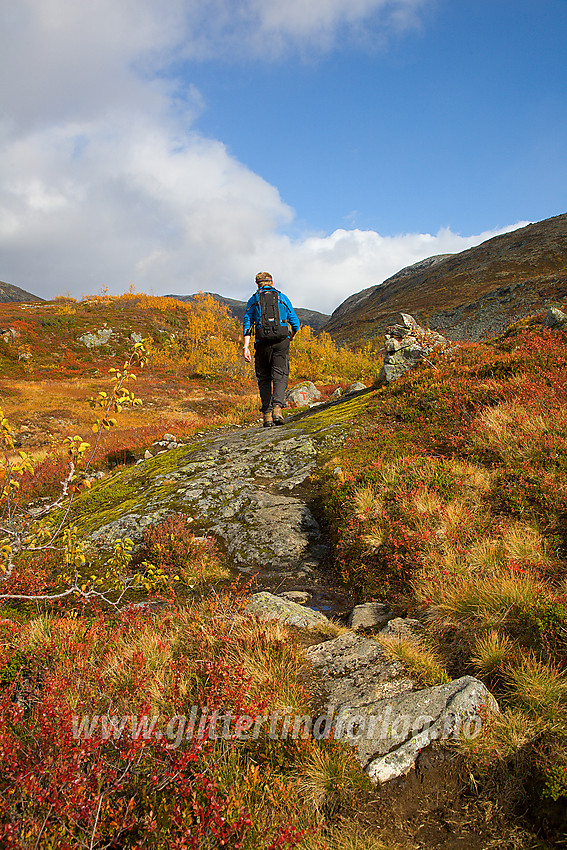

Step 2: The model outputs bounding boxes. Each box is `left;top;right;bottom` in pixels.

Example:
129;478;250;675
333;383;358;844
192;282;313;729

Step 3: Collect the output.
0;602;311;848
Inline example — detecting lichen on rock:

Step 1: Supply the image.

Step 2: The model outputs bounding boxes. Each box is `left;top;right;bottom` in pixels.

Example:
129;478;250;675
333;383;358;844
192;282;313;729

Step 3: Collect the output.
70;390;375;582
377;313;446;385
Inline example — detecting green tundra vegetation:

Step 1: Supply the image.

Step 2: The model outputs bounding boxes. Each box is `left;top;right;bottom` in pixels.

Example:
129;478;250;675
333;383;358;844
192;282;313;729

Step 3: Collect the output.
0;293;567;848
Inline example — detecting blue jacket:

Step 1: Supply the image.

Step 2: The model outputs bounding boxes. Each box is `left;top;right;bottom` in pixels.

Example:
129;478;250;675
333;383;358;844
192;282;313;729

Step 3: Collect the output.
243;286;300;337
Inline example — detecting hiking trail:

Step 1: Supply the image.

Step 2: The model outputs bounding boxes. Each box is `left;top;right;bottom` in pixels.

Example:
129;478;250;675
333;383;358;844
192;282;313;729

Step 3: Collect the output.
74;391;374;613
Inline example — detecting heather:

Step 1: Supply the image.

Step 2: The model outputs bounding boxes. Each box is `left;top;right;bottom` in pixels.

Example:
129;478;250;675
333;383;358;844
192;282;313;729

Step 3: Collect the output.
0;294;379;849
0;293;378;474
0;586;367;849
322;316;567;829
3;295;567;845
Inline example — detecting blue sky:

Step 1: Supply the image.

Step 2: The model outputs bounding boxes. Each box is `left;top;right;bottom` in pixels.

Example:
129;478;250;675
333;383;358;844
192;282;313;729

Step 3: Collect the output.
0;0;565;313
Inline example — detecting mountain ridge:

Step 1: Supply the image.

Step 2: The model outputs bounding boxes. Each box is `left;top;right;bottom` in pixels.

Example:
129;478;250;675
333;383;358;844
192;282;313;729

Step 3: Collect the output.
0;280;43;304
166;292;330;332
323;213;567;343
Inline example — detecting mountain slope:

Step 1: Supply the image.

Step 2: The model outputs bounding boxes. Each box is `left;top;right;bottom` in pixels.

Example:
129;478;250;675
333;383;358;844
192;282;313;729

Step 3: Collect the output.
328;254;454;323
324;213;567;342
0;280;43;303
167;292;330;331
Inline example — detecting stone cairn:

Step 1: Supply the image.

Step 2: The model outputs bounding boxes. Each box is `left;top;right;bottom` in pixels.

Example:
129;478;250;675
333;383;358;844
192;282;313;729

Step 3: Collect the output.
377;313;447;385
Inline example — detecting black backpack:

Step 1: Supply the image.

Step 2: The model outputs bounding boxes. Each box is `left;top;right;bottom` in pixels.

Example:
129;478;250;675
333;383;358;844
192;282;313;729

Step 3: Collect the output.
255;288;288;342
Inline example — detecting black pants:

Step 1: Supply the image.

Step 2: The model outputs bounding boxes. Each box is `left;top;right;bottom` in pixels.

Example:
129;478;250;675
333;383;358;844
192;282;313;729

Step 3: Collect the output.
254;337;290;412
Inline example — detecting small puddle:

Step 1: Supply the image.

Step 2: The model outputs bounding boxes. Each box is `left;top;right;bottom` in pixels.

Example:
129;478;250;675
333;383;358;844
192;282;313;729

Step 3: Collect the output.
249;554;355;621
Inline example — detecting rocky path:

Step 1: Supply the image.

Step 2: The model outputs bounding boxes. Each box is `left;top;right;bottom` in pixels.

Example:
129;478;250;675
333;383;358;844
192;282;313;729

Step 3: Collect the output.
76;389;499;788
80;391;373;611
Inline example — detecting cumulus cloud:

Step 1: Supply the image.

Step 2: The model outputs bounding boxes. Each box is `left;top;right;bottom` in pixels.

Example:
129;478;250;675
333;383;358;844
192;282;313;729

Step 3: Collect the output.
241;222;530;314
0;1;188;133
0;113;292;295
0;0;525;314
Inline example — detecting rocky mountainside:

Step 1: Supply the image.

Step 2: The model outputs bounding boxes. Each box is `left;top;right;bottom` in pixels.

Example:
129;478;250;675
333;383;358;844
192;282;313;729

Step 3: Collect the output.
0;280;42;303
324;212;567;343
328;255;454;324
167;292;330;332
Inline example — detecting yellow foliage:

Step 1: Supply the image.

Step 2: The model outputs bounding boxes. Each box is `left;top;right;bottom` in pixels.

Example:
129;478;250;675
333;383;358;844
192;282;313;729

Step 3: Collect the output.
124;292;246;379
290;327;380;384
109;291;378;383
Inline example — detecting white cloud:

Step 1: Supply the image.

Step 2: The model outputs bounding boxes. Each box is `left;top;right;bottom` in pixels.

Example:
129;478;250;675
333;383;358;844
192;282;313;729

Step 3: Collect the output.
189;0;428;56
0;1;526;315
239;222;530;314
0;113;292;295
0;1;186;133
0;0;428;115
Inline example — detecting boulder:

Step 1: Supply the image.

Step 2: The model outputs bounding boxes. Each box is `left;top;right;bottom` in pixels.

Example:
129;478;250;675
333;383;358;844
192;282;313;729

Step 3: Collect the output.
306;631;414;709
385;338;401;353
306;629;498;784
153;438;179;450
377;314;446;386
543;307;567;329
348;602;393;631
79;326;113;348
346;382;367;394
279;590;311;604
246;592;328;629
89;510;170;548
286;381;321;407
0;327;17;343
349;676;498;784
380;617;422;639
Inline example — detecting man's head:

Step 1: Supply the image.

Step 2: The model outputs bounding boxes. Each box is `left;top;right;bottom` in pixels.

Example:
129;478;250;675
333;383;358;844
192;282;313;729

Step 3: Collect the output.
255;272;273;286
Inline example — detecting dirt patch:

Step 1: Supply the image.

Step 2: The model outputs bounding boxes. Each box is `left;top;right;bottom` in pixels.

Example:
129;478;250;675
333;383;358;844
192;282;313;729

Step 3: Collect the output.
349;746;543;850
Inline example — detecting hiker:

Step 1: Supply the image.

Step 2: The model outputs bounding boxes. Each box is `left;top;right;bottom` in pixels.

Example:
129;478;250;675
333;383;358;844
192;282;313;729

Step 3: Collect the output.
243;272;300;427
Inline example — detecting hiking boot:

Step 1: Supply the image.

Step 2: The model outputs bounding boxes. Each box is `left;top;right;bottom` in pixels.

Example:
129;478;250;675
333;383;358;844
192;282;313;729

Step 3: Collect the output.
272;405;284;426
263;410;273;428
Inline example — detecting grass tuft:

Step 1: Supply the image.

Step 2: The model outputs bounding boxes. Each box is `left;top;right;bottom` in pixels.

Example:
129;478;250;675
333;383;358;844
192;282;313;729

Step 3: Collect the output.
377;633;449;686
423;569;546;631
352;485;381;520
296;745;370;818
458;707;544;763
507;653;567;722
471;630;517;678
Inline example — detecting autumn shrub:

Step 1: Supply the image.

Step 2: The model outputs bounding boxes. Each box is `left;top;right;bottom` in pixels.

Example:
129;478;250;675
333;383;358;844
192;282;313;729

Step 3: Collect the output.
139;514;231;587
0;590;341;848
290;326;380;385
1;353;146;606
326;456;493;600
135;292;246;380
321;323;567;825
141;302;380;386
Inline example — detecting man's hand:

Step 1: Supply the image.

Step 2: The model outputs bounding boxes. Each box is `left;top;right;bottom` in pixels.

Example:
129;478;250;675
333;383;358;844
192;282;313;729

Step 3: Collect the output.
243;334;252;361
